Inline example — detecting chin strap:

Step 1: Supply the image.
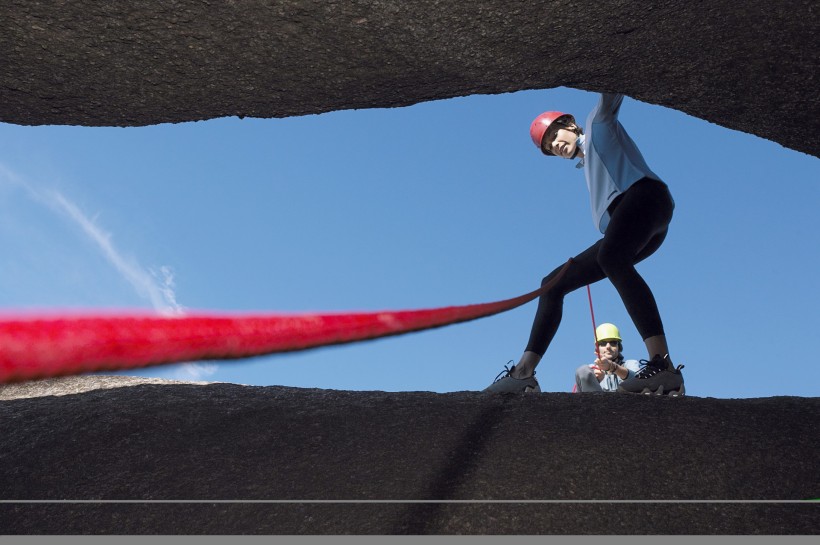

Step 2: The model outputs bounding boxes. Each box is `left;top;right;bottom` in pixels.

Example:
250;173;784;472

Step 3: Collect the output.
0;260;573;384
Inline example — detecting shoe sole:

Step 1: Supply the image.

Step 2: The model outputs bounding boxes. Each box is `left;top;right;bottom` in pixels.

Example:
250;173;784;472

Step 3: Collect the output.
636;383;685;397
618;383;685;396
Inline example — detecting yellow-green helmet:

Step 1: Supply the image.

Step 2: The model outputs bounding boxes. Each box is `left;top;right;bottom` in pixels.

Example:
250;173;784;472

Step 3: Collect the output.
595;323;622;342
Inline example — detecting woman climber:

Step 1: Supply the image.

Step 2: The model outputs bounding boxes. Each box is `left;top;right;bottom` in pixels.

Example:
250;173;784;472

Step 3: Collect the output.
485;93;685;396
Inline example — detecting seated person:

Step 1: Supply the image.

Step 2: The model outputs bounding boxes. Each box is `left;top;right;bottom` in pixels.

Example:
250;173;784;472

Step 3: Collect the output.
575;323;640;392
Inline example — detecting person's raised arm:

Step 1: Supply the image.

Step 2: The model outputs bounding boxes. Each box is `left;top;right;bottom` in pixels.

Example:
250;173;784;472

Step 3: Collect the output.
590;93;624;124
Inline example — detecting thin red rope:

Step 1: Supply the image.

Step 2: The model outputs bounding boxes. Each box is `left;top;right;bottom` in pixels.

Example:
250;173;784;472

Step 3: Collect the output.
586;284;601;361
0;259;572;384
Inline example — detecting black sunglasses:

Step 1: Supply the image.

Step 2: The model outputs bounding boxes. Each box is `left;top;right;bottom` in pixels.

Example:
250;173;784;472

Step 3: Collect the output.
596;340;619;347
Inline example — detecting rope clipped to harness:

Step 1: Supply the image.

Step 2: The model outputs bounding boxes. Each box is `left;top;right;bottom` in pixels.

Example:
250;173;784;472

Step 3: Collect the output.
0;259;572;384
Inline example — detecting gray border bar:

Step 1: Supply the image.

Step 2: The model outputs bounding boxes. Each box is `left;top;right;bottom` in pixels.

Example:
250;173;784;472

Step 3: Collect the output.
1;499;816;504
1;536;819;544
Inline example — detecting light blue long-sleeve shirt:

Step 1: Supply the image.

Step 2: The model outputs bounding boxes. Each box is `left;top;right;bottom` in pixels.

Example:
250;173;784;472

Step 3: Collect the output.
579;94;666;233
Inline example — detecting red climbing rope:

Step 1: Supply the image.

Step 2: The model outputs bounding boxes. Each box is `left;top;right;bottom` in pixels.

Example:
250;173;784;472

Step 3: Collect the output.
0;259;572;384
587;284;601;361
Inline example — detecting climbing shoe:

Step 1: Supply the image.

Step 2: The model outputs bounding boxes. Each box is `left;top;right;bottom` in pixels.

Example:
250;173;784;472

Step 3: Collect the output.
617;354;685;396
484;361;541;394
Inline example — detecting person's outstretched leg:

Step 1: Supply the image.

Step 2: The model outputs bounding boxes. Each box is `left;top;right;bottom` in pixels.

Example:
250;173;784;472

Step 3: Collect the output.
595;179;684;395
597;179;673;354
484;241;607;392
525;241;609;359
575;365;604;392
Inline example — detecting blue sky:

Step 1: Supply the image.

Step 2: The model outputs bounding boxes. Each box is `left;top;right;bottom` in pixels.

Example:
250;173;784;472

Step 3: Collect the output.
1;87;817;398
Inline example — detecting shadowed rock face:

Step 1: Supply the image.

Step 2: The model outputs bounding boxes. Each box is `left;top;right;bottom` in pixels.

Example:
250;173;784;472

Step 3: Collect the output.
1;378;818;534
2;1;818;157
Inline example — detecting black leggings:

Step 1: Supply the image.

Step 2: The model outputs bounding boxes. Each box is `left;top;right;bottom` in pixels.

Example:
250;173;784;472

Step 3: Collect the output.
525;178;674;356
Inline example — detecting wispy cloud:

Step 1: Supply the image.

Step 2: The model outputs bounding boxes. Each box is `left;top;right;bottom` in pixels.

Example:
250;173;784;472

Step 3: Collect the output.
0;162;217;380
170;362;220;381
46;190;185;315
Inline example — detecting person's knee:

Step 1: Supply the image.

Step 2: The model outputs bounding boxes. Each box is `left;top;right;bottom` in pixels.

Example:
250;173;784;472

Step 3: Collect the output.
575;365;593;381
597;245;632;280
541;269;562;288
541;268;571;299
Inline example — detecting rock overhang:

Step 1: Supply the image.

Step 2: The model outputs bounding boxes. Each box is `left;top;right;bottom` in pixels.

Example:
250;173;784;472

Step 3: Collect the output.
1;1;818;157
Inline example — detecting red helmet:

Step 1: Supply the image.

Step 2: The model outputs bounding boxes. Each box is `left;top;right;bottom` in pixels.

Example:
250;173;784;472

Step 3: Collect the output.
529;111;575;155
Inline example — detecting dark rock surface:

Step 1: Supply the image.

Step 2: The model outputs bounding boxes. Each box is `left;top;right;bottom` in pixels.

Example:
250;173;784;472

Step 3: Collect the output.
1;377;818;534
2;1;818;157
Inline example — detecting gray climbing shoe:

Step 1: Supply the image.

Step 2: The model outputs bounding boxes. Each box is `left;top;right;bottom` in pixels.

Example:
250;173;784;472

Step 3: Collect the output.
484;361;541;394
617;354;685;396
